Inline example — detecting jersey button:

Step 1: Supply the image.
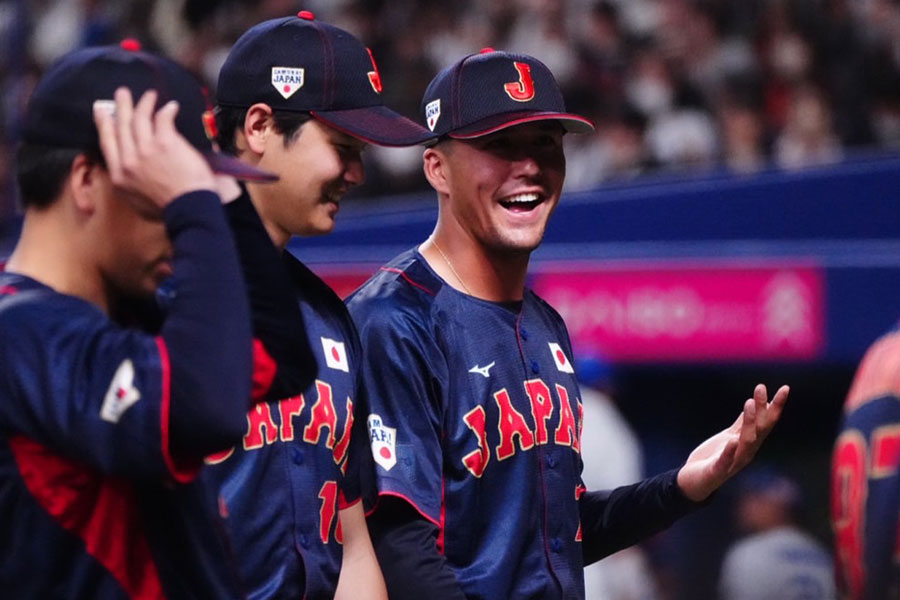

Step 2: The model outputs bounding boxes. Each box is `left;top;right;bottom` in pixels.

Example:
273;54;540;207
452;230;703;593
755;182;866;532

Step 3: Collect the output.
546;453;557;468
291;447;304;465
550;537;562;552
300;534;310;549
530;359;540;374
520;328;529;340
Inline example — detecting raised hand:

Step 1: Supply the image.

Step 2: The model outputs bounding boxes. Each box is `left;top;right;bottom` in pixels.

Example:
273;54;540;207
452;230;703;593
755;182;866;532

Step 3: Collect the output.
676;384;790;502
93;87;216;212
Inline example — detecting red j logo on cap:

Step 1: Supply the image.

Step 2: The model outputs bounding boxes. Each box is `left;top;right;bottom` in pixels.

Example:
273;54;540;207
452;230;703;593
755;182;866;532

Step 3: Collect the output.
504;62;535;102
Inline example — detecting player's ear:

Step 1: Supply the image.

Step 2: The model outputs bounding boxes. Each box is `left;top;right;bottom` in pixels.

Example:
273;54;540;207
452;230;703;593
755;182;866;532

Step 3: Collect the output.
242;103;275;156
423;145;451;195
68;153;102;215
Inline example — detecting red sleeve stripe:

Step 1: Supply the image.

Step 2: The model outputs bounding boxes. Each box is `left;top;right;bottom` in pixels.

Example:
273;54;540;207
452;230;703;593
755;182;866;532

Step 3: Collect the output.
9;435;165;599
380;267;436;296
0;285;18;295
156;337;200;483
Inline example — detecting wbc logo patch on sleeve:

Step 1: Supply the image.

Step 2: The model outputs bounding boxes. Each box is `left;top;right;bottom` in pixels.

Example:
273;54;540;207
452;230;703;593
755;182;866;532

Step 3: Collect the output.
548;342;575;373
101;359;141;423
271;67;305;99
368;414;397;471
425;99;441;131
321;337;349;372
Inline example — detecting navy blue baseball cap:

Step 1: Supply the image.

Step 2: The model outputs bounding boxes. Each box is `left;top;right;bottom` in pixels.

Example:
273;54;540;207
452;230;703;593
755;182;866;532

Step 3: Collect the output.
421;48;594;140
217;11;431;147
22;40;277;182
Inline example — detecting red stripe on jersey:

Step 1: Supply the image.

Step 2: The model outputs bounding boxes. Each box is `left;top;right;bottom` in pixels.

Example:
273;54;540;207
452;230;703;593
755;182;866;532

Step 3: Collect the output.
0;286;17;295
380;267;436;296
437;477;446;555
156;337;200;483
338;491;361;511
8;435;165;599
251;338;277;402
845;331;900;413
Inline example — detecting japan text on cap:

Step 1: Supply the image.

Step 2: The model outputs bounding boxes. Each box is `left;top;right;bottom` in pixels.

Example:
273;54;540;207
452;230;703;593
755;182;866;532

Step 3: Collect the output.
217;11;430;147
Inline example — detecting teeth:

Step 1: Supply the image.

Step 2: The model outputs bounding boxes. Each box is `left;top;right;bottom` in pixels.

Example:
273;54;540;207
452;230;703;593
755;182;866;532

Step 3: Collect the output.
503;193;540;204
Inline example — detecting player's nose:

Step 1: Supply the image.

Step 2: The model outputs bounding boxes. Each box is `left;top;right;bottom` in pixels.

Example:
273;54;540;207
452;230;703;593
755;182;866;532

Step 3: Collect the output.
343;156;365;187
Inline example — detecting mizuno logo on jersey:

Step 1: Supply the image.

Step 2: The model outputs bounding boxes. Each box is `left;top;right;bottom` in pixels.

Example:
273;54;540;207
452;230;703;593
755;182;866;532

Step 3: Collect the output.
549;342;574;373
321;337;349;372
468;362;496;378
272;66;305;99
100;359;141;423
368;414;396;471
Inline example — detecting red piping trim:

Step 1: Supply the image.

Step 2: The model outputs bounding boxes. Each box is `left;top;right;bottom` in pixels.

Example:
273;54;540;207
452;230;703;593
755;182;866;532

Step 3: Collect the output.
156;337;199;483
380;267;436;296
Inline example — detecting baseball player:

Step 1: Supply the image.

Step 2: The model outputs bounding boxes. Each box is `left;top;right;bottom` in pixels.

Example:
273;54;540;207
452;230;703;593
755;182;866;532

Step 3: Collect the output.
346;49;790;600
0;43;284;598
201;12;431;599
832;323;900;599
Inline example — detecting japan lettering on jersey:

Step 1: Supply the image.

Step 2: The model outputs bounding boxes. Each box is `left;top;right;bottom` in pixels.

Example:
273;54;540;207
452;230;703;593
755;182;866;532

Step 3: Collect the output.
348;249;587;600
200;255;371;600
832;326;900;600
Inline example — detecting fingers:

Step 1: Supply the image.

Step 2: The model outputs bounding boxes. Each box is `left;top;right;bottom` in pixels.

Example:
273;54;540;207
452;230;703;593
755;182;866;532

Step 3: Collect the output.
93;98;119;175
114;87;140;176
132;89;159;155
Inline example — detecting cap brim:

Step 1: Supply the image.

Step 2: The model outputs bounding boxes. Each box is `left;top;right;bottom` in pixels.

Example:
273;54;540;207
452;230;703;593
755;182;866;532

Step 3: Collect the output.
312;106;434;147
449;111;595;139
205;152;279;182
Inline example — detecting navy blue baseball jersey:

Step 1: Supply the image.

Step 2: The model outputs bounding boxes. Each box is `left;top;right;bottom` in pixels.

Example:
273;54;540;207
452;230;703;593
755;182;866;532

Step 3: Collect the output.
347;249;589;600
832;324;900;599
0;272;245;599
202;252;373;599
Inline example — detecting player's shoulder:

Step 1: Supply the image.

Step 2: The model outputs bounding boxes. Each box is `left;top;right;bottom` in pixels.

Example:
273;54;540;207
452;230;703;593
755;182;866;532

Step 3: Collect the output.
346;248;442;328
0;272;100;331
844;322;900;413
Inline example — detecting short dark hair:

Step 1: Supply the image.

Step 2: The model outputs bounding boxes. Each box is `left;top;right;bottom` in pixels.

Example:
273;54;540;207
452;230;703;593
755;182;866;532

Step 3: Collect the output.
15;143;103;210
215;106;312;156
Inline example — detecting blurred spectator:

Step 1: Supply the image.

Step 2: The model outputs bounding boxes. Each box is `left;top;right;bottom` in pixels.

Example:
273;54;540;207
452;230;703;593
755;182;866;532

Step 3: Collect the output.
0;0;898;209
577;355;662;600
774;84;843;170
718;469;835;600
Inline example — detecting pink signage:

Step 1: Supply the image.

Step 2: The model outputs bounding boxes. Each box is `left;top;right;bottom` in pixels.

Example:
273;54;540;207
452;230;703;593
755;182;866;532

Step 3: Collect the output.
530;264;825;362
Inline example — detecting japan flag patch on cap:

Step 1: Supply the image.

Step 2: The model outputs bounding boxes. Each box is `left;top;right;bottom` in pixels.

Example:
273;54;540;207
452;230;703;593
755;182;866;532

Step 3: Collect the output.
548;342;574;373
425;99;441;131
321;337;349;372
271;66;305;99
368;414;397;471
101;359;141;423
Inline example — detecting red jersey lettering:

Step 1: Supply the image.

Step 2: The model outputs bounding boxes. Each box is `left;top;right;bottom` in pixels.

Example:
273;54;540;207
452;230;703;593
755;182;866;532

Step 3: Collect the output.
278;395;305;442
495;389;535;461
244;402;278;450
462;406;490;477
303;381;338;448
504;62;535;102
525;379;554;445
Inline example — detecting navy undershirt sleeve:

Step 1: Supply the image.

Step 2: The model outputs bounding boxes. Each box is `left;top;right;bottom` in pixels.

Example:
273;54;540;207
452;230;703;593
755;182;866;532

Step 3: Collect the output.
223;186;317;401
367;497;467;600
579;469;705;565
161;191;253;458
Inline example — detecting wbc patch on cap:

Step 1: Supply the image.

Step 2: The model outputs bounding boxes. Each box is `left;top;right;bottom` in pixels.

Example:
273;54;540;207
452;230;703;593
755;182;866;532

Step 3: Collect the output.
271;66;305;99
425;99;441;131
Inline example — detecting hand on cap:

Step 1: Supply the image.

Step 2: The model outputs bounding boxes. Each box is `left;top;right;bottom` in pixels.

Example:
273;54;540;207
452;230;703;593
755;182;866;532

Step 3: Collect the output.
676;383;790;502
93;87;216;210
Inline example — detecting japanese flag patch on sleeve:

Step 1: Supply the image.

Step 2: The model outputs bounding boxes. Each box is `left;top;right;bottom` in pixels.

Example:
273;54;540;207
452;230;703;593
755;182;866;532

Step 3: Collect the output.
368;414;397;471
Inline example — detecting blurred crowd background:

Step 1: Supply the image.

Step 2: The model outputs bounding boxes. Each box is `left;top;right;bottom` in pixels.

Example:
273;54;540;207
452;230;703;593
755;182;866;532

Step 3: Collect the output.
1;0;900;225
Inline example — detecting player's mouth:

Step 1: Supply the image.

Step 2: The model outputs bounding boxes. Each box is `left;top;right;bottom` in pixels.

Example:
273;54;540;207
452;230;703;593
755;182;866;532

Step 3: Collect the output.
498;192;544;213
